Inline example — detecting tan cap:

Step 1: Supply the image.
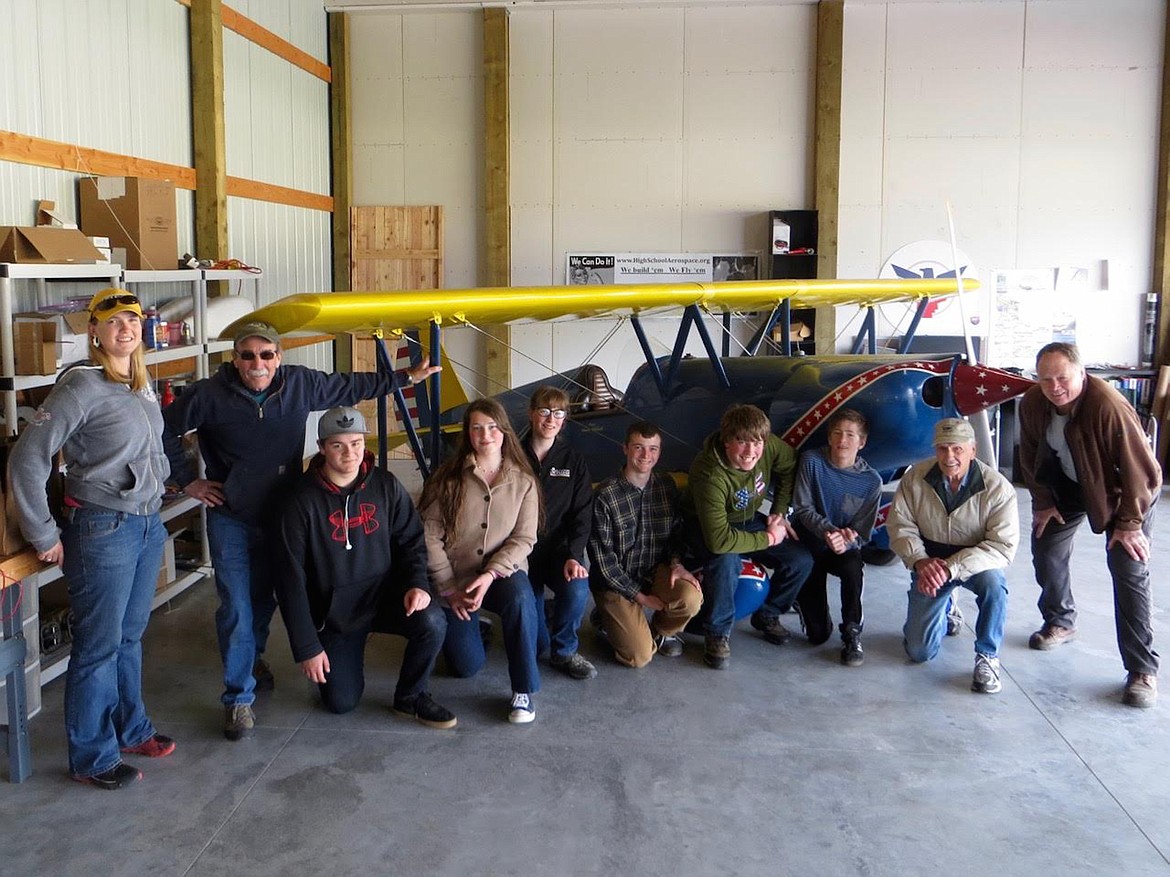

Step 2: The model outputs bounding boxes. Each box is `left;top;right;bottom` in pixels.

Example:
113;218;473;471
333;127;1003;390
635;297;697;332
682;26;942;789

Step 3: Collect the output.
933;418;975;445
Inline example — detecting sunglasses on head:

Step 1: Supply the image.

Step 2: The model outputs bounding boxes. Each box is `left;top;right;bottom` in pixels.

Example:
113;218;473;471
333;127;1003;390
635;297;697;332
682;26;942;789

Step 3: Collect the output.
92;294;140;314
237;349;278;361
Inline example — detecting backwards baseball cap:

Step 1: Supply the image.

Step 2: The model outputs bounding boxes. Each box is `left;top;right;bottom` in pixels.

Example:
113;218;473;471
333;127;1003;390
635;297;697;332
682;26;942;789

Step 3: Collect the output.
318;406;370;442
933;417;975;446
233;321;281;346
88;288;144;320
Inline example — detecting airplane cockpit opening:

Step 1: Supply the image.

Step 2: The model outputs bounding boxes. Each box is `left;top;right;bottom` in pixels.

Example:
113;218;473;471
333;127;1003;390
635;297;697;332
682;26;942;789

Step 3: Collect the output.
921;375;946;408
572;364;624;416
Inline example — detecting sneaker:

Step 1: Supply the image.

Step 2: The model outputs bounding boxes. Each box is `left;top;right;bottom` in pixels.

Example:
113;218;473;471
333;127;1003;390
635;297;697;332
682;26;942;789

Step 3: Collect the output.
971;653;1002;694
1122;672;1158;709
252;658;275;693
479;617;494;649
72;762;142;791
120;733;176;758
792;602;831;646
590;607;609;639
841;633;864;668
508;692;536;724
704;635;731;670
750;612;793;646
550;652;598;680
946;601;963;637
224;704;256;741
1028;624;1077;651
394;692;458;729
653;632;684;658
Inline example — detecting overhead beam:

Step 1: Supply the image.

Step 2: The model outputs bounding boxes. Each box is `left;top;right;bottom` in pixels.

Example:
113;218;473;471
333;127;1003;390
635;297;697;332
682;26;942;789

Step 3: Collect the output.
189;0;229;266
1154;5;1170;366
483;8;511;391
329;12;356;370
813;0;844;355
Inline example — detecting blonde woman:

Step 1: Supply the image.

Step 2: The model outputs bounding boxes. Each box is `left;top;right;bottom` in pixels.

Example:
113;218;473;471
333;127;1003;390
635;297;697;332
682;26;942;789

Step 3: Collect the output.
10;288;173;790
418;398;542;723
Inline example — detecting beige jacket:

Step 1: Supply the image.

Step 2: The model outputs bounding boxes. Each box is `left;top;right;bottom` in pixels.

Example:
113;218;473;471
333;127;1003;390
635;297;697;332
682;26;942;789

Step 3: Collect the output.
422;456;539;593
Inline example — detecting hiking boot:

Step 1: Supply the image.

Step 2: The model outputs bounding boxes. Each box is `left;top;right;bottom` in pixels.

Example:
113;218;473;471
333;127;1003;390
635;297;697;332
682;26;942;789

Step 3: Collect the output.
945;601;963;636
72;762;142;790
704;635;731;670
394;692;458;729
224;704;256;741
252;658;275;693
1122;672;1158;709
840;631;864;668
120;733;176;758
971;653;1002;694
508;692;536;724
550;652;598;680
653;632;684;658
1028;624;1077;651
750;612;792;646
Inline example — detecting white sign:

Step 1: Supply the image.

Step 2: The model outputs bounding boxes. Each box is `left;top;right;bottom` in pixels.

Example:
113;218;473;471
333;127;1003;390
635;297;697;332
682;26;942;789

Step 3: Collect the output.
566;253;759;286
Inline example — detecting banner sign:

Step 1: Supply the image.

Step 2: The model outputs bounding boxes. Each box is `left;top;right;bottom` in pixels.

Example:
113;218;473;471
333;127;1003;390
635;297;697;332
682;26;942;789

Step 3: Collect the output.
566;253;759;286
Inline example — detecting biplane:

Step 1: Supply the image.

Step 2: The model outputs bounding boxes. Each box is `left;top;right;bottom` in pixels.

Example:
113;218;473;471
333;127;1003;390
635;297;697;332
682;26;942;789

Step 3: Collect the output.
222;276;1033;497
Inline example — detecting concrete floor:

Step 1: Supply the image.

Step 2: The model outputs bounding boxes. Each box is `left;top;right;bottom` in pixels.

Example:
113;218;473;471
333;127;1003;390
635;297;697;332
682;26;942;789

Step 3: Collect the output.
2;486;1169;876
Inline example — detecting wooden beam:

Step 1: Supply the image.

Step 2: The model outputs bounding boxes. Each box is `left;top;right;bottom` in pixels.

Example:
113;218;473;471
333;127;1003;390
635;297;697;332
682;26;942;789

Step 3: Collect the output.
483;8;511;390
329;12;355;370
226;176;332;212
175;0;332;82
1154;6;1170;366
813;0;844;355
0;131;195;188
189;0;229;266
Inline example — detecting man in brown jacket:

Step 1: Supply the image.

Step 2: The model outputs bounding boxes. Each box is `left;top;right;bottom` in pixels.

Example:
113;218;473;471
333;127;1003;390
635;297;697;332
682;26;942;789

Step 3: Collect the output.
1019;342;1161;708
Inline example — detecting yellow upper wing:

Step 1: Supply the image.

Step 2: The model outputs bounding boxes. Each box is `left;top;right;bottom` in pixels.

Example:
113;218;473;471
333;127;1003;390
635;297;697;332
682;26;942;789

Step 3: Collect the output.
221;277;978;338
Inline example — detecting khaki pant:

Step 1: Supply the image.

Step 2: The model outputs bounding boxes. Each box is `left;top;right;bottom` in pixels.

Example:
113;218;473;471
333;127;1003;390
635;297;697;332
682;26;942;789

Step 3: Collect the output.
594;565;703;668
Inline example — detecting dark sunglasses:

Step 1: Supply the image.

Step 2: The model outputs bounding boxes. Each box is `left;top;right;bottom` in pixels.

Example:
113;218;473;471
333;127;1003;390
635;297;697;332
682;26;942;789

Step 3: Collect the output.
91;294;140;314
237;350;278;361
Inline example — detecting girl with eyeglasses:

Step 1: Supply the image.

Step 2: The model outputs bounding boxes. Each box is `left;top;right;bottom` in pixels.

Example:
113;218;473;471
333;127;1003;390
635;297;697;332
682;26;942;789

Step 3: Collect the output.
10;288;175;790
417;398;544;723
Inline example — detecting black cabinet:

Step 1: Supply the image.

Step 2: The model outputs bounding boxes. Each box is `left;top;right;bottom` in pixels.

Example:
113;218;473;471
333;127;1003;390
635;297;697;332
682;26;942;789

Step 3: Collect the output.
768;209;817;353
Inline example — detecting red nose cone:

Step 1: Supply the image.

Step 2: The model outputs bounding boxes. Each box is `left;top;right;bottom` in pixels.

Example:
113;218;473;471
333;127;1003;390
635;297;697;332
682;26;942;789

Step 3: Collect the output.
952;363;1035;414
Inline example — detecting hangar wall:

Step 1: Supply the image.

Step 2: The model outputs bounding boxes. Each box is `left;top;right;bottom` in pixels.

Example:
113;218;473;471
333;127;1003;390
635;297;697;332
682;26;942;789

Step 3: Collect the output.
348;0;1165;389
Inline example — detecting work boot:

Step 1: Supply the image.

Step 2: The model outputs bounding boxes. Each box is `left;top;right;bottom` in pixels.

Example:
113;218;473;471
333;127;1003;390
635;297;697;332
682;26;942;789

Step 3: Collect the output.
1122;672;1158;709
224;704;256;741
704;635;731;670
1028;624;1077;651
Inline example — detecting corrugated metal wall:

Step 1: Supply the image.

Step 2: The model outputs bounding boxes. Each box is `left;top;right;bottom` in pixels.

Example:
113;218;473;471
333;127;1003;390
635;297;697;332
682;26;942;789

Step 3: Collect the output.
0;0;332;368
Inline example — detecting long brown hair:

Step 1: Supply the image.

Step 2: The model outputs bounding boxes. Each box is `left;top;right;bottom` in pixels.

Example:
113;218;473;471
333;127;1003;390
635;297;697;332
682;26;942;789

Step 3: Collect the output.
419;398;541;538
88;325;149;392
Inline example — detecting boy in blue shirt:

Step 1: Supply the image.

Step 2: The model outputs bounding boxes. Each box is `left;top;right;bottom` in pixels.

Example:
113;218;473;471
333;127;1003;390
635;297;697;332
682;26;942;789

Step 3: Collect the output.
791;408;882;666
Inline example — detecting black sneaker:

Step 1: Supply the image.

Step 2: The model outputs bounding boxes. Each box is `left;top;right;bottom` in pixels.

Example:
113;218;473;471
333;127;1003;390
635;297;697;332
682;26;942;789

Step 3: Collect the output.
704;635;731;670
750;612;792;645
791;602;831;645
394;692;458;729
72;762;142;791
841;635;864;667
652;632;684;658
252;658;275;692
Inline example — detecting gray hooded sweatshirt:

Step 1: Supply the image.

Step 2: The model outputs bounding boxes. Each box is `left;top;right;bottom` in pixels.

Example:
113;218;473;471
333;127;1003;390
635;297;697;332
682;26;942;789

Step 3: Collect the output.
10;363;170;553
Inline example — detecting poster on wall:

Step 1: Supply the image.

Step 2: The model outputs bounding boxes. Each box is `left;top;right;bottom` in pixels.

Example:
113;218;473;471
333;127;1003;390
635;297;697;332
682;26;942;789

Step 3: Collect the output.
566;253;759;286
988;268;1067;369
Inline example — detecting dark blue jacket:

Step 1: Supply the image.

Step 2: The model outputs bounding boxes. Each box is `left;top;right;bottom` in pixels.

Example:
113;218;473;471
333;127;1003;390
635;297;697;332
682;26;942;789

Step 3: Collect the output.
162;361;402;524
522;434;593;576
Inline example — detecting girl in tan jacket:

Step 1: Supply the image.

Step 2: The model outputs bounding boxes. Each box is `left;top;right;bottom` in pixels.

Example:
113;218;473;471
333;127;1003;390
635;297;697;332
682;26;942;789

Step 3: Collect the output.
419;398;543;723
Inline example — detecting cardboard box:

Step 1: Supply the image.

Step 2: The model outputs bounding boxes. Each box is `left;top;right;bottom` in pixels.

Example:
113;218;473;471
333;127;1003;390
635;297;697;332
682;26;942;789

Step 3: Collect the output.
772;218;791;255
14;320;58;376
14;311;90;370
0;226;104;264
79;176;177;271
155;534;178;593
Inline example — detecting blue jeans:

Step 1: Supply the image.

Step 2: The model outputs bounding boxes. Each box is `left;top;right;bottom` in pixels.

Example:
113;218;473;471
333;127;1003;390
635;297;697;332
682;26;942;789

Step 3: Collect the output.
315;601;447;714
61;507;166;778
903;568;1008;662
206;510;279;707
442;571;541;694
529;558;590;659
698;517;814;638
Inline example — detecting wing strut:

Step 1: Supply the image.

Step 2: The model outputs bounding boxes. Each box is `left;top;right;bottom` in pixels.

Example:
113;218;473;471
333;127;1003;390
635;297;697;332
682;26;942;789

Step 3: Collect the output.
372;329;434;479
747;300;793;356
897;297;933;353
848;308;878;354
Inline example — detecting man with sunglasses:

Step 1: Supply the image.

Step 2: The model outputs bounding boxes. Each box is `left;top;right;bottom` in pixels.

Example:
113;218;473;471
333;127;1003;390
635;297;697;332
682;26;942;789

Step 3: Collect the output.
521;386;597;680
162;321;438;741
